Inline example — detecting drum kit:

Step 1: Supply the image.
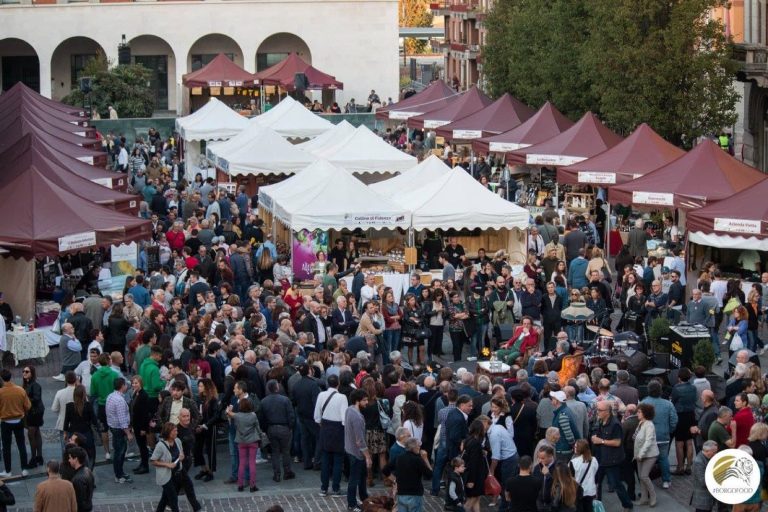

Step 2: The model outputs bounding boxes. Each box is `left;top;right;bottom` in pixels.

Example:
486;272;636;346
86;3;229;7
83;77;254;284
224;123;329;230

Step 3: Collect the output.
582;325;645;373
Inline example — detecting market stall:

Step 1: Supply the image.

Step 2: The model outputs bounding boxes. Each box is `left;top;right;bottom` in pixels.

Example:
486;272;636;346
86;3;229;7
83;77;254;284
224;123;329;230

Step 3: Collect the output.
0;82;86;117
312;125;417;175
0;115;99;152
407;86;492;130
297;120;356;153
175;97;249;176
434;93;535;141
250;95;333;139
0;101;95;137
375;80;458;121
0;118;105;166
182;53;260;113
253;52;343;109
370;154;451;198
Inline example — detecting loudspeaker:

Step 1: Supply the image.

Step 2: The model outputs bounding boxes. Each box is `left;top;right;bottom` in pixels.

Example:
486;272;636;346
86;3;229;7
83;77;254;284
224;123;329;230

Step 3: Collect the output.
118;44;131;66
79;77;92;94
294;72;309;90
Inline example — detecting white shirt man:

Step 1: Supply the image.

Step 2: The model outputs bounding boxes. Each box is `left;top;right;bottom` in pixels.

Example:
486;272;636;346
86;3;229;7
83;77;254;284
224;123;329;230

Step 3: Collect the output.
75;350;101;395
314;384;349;425
360;275;377;309
51;374;77;442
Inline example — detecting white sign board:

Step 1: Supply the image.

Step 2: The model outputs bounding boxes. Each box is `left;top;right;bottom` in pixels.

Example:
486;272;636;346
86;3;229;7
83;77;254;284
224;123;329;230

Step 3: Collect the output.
389;111;421;120
526;154;586;166
342;213;408;227
453;130;483;139
424;119;450;129
713;217;762;234
578;172;616;184
58;231;97;252
220;182;237;195
93;178;113;188
632;191;674;206
489;142;529;152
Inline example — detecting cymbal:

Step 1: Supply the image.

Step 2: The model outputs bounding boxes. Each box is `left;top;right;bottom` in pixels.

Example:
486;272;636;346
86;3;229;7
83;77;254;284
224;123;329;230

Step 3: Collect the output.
599;328;614;337
586;325;600;333
586;326;614;337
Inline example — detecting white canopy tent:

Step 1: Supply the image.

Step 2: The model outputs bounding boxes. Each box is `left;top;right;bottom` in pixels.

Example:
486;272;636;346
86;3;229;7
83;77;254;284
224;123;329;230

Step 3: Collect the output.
313;125;418;174
206;124;314;177
175;98;249;176
258;160;339;212
370;155;451;199
393;167;530;231
252;95;333;138
297;120;356;154
267;160;410;231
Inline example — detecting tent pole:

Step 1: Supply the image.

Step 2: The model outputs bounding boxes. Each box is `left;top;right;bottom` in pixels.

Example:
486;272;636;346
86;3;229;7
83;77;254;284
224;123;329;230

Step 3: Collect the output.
605;202;611;257
408;227;415;273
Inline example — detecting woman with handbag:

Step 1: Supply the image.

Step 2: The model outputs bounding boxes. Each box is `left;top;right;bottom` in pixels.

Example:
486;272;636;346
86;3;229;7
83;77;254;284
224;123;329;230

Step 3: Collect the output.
726;305;749;358
462;419;488;512
569;439;598;512
633;403;660;507
360;378;389;488
151;422;185;512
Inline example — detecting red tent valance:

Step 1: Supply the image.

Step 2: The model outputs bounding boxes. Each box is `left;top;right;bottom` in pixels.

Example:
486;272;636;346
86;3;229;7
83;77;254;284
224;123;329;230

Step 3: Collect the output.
182;54;259;88
253;53;342;91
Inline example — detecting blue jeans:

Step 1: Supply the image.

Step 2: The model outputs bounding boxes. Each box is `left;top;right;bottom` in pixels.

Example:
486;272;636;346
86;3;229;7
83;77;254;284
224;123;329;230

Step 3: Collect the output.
498;455;519;512
347;455;368;508
748;330;763;351
397;495;424;512
470;324;488;357
598;465;633;509
710;327;721;359
321;450;343;492
431;446;448;494
657;441;671;483
382;330;401;364
110;428;127;479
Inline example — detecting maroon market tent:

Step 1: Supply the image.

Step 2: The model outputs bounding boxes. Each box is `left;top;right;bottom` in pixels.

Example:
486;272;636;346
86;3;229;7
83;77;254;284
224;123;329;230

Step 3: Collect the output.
0;102;96;137
557;123;685;186
0;91;87;126
0;115;98;151
375;80;457;121
0;135;138;214
687;179;768;247
253;53;343;91
434;93;535;140
472;101;573;155
509;112;623;166
609;138;767;209
30;137;127;191
0;82;86;117
182;53;258;88
0;170;150;259
407;85;492;130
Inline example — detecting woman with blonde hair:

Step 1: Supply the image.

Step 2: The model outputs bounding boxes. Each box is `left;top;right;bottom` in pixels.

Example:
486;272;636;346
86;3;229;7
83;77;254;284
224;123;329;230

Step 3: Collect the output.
545;461;582;512
569;439;598;512
586;247;610;282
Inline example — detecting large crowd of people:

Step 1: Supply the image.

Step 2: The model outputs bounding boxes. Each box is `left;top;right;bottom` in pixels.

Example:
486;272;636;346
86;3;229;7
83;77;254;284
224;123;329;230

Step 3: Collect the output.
1;127;768;512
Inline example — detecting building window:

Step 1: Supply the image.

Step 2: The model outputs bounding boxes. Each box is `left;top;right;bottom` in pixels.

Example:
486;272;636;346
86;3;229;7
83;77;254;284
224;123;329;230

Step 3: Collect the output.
191;53;234;71
0;0;22;4
71;54;96;88
256;52;288;72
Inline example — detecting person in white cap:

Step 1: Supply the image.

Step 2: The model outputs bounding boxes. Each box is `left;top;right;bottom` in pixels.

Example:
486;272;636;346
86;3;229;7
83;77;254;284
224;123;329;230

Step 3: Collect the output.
550;389;580;463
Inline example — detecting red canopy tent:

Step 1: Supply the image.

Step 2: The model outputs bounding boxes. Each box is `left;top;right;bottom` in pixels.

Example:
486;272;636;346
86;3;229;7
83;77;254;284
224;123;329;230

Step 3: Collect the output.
407;86;492;130
253;53;343;91
472;102;573;155
182;54;258;88
0;102;97;137
0;135;138;214
687;179;768;250
0;82;86;117
509;112;623;166
375;80;457;121
557;123;685;186
0;115;98;151
0;90;88;126
0;170;150;258
609;138;767;209
434;93;535;141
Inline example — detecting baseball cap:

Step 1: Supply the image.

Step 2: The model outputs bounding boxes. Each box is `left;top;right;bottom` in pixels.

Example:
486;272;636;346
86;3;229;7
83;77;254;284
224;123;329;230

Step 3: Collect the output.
661;266;670;273
550;390;566;402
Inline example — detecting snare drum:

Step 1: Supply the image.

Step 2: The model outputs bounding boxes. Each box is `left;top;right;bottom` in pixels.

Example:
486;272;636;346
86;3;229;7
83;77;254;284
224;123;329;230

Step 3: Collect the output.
598;336;614;353
585;355;608;370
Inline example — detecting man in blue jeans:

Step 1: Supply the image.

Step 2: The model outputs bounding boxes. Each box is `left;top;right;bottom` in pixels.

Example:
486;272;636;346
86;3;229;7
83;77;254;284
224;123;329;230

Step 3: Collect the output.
344;389;370;512
591;402;633;511
105;377;133;483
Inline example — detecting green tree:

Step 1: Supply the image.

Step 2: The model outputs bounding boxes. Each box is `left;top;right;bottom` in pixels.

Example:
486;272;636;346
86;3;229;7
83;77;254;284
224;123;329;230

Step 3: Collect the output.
483;0;737;144
483;0;597;120
584;0;738;145
63;53;155;118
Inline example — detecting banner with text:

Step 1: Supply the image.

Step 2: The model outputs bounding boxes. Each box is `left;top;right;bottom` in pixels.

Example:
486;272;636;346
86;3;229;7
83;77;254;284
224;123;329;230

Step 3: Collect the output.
292;230;328;281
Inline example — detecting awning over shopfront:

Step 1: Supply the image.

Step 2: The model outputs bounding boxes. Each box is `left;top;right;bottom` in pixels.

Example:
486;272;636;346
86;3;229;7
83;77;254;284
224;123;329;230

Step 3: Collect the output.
557;123;685;186
253;53;343;91
182;53;258;88
609;139;767;209
472;102;573;155
175;97;249;141
375;80;458;121
435;93;535;140
0;169;151;259
509;112;623;166
687;178;768;250
407;86;492;130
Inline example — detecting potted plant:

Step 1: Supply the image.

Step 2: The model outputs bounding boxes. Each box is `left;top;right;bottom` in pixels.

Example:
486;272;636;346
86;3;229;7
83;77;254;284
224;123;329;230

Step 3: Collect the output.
692;338;726;400
648;317;671;353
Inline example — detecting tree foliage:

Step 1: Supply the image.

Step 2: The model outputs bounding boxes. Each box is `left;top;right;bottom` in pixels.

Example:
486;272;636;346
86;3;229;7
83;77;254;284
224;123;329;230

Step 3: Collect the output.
483;0;738;145
63;53;156;118
401;0;434;54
